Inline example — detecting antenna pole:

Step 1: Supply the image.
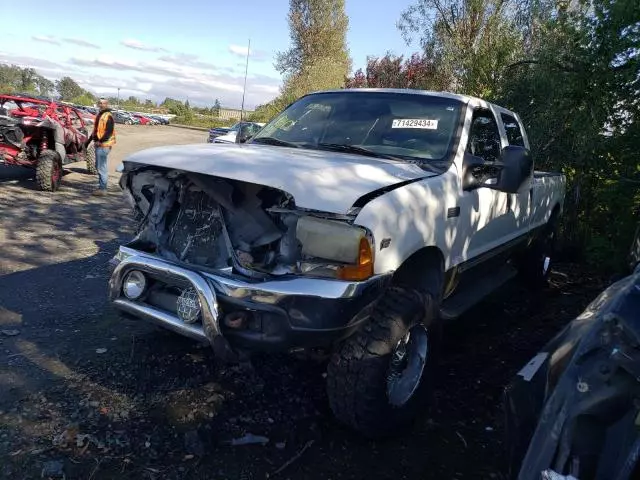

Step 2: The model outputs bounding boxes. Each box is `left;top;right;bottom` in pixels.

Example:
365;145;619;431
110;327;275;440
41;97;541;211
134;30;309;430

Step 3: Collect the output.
240;38;250;121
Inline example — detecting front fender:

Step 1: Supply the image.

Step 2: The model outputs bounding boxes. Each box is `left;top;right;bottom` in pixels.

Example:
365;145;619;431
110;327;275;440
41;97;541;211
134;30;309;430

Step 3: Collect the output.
354;169;460;274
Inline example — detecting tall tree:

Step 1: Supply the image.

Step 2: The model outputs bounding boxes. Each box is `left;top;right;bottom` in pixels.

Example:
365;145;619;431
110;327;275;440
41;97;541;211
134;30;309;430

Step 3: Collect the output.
499;0;640;266
275;0;352;102
398;0;524;97
213;98;221;116
56;76;85;101
35;76;55;97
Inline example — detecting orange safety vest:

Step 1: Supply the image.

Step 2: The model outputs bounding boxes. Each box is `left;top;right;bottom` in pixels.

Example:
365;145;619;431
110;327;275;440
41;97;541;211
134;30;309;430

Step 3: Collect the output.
94;110;116;147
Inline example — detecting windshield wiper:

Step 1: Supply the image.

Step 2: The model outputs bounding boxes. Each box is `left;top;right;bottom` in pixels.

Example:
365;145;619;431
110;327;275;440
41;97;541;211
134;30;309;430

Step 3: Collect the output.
316;143;400;160
251;137;299;148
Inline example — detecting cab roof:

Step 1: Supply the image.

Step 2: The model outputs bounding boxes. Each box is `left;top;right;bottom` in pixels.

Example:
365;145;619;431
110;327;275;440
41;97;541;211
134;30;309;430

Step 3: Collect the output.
317;88;500;109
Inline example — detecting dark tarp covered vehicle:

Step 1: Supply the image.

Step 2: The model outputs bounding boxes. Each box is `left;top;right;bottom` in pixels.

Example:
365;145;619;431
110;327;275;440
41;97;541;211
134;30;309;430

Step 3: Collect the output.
504;249;640;479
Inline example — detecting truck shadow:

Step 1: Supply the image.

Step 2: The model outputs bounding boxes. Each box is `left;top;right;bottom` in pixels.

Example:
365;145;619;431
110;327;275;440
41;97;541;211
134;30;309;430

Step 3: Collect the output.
0;173;131;274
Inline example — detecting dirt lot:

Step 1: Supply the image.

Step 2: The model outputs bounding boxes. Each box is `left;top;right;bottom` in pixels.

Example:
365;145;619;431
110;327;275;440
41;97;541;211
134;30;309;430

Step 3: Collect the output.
0;126;606;479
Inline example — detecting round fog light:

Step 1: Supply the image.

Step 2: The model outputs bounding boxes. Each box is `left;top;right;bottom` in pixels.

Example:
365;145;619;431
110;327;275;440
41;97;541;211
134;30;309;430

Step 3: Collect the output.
123;270;147;299
177;287;201;324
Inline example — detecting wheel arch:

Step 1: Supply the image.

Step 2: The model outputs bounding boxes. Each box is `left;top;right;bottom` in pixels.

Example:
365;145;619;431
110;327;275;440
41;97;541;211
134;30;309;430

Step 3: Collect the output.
391;246;445;298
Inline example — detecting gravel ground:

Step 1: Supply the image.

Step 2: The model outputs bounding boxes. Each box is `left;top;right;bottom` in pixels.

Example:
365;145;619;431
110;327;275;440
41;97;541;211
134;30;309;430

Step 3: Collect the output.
0;126;607;479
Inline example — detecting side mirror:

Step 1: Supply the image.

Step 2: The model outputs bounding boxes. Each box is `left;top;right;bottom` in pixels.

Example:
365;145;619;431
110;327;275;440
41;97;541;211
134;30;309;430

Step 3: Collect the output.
462;146;533;194
235;124;253;144
494;145;533;193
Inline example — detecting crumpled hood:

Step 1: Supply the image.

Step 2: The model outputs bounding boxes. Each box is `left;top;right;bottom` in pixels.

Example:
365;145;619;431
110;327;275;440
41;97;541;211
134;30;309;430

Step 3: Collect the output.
123;143;435;214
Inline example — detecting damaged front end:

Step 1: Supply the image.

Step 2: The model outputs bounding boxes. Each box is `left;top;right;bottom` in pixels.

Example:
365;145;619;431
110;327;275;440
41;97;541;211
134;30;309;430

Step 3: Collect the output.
118;165;375;281
109;164;389;356
505;270;640;480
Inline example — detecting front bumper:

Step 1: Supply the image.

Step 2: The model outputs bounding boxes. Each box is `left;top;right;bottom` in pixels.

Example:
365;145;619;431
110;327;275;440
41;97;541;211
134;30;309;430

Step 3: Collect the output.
108;246;391;353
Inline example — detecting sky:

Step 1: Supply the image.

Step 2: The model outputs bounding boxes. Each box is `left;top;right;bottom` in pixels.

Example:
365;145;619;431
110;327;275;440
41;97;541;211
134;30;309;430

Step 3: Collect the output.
0;0;417;109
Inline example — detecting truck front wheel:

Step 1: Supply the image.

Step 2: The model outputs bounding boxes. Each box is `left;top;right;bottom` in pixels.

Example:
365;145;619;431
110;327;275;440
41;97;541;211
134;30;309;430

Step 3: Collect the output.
326;286;439;437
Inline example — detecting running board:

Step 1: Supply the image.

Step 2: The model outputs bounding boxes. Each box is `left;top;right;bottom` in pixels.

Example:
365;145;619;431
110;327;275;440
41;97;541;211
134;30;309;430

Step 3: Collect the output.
440;265;518;321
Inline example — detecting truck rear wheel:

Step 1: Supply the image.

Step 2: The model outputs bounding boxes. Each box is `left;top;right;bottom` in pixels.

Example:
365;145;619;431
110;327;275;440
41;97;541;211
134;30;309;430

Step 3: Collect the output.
518;211;559;288
85;144;97;175
35;150;62;192
326;286;438;438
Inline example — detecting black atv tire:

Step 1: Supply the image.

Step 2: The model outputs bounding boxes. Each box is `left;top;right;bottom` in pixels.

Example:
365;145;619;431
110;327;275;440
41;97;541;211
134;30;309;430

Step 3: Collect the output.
85;144;97;175
517;211;559;289
327;286;439;438
35;150;62;192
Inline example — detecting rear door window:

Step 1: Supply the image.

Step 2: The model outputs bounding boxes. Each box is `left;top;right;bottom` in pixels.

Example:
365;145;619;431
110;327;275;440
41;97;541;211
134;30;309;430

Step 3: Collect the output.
501;113;525;147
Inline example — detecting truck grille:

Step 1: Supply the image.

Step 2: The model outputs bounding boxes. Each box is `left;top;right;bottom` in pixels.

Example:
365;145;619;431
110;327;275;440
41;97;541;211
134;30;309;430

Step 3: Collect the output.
166;189;230;268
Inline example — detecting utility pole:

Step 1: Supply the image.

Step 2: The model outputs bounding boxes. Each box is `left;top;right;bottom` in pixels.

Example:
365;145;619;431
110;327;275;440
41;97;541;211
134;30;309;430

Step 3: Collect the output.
116;87;120;111
240;38;250;122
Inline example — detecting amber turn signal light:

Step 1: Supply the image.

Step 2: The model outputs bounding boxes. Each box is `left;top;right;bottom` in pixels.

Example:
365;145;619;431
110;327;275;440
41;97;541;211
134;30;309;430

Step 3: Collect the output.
337;237;374;281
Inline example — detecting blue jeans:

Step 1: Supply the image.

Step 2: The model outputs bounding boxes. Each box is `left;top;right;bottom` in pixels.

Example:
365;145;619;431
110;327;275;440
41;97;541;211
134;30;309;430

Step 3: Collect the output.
95;146;110;190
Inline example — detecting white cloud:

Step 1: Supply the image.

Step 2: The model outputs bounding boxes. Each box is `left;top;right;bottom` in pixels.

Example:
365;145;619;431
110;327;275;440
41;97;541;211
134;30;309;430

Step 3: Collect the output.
121;39;167;53
2;48;280;109
32;35;60;45
62;38;100;49
228;44;269;61
229;44;250;57
32;36;100;49
157;53;240;74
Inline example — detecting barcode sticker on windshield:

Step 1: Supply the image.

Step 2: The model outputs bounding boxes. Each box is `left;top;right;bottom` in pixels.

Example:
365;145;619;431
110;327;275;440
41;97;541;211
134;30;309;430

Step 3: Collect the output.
391;119;439;129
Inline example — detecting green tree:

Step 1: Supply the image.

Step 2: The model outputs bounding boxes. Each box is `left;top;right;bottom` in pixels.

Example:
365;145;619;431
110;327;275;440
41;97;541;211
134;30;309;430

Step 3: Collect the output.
213;98;221;117
275;0;351;103
498;0;640;268
0;65;55;96
35;76;55;97
71;92;96;106
56;77;81;100
398;0;524;97
56;76;85;101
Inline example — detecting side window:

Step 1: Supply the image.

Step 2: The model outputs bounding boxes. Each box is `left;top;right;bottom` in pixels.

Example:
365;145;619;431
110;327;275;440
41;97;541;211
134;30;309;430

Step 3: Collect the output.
467;110;501;163
501;113;525;146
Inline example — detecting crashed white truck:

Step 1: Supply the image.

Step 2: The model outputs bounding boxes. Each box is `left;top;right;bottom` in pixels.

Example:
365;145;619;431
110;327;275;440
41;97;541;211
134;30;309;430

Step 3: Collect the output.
108;89;566;437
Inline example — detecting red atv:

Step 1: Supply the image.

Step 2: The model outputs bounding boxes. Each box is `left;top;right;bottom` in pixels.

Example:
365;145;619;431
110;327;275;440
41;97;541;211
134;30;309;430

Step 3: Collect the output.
0;94;96;191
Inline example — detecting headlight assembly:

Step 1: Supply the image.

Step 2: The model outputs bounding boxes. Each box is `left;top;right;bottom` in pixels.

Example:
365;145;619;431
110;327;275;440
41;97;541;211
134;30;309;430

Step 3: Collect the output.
295;216;374;281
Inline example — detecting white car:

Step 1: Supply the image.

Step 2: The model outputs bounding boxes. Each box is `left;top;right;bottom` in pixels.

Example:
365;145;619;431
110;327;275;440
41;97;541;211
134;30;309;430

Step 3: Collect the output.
109;88;565;437
211;122;265;143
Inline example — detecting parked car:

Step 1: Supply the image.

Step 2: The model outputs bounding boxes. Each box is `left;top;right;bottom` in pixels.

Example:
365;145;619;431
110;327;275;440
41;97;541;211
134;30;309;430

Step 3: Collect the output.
132;114;151;125
211;122;265;143
109;88;566;437
146;114;169;125
0;94;94;191
113;112;134;125
207;125;233;142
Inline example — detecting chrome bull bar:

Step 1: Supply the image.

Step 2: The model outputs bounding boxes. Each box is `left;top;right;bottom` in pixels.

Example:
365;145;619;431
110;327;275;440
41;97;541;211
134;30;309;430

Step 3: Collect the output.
108;255;220;344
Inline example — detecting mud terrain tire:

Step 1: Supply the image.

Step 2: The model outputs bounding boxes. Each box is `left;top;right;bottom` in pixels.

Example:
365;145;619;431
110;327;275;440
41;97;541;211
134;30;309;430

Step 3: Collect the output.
85;144;97;175
35;150;62;192
327;286;439;438
518;210;559;289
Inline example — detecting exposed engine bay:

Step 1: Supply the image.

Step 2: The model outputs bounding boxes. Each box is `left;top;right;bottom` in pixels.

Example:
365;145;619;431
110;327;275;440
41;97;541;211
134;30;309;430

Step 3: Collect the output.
119;166;373;279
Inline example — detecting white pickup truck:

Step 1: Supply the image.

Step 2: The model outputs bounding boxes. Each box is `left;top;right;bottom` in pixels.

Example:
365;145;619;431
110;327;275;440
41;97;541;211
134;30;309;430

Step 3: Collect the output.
108;88;566;437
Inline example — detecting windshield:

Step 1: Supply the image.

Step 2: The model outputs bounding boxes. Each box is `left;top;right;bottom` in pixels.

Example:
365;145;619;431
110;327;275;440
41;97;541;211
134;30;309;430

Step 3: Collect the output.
252;91;463;162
